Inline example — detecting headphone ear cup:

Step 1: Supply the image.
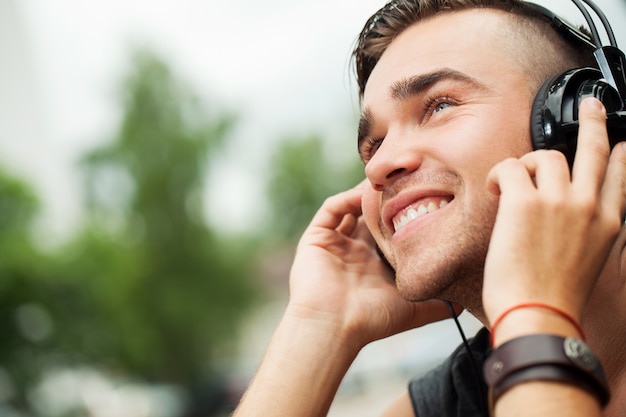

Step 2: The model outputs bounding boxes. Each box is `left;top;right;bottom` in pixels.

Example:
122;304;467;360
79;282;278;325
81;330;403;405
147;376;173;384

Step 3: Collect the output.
529;68;606;166
530;75;557;151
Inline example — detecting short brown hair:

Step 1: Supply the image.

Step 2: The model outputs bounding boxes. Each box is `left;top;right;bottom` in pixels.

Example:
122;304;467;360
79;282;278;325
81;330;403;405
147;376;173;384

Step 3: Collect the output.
353;0;596;99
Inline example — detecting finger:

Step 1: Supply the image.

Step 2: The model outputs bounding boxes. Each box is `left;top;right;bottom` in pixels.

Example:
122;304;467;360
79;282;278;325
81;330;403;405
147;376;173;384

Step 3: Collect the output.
338;180;372;236
520;150;571;194
486;157;537;196
336;212;357;235
356;177;369;189
571;98;610;191
353;217;377;244
600;142;626;220
308;188;363;231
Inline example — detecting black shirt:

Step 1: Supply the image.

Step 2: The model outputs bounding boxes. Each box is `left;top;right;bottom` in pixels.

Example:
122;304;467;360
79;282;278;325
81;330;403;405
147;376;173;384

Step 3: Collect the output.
408;327;491;417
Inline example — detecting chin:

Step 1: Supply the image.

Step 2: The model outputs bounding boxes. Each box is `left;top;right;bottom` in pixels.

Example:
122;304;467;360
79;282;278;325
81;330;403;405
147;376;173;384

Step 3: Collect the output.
388;202;495;306
394;264;456;302
393;252;486;308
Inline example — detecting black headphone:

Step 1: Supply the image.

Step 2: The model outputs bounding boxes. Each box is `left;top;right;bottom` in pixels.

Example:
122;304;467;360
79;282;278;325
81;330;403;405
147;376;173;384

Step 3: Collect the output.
530;0;626;165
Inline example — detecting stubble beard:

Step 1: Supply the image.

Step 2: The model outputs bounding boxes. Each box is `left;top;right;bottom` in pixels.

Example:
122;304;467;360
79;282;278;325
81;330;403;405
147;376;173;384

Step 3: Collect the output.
392;203;497;317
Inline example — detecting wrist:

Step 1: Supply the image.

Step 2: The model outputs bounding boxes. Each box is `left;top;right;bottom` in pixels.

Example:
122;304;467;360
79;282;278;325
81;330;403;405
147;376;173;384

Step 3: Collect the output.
282;303;364;357
484;334;610;410
489;303;584;347
233;307;360;417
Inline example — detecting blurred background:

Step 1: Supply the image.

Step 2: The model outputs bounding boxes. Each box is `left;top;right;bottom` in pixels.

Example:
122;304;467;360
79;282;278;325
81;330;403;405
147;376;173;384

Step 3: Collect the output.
1;1;625;416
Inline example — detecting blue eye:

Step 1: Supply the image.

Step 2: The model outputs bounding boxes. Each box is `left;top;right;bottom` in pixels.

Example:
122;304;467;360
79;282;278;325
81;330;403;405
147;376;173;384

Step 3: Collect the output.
434;101;452;113
421;96;457;123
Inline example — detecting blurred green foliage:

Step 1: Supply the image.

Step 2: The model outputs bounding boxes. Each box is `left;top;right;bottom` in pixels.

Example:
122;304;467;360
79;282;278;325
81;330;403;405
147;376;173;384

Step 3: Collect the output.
266;135;364;241
71;50;259;383
0;48;364;416
0;168;50;408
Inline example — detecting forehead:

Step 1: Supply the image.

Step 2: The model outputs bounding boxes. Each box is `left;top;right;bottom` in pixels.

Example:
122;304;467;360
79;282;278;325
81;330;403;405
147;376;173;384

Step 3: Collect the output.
363;9;522;105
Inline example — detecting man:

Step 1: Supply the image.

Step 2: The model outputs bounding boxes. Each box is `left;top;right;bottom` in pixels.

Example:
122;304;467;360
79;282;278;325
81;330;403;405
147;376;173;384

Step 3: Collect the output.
232;1;626;416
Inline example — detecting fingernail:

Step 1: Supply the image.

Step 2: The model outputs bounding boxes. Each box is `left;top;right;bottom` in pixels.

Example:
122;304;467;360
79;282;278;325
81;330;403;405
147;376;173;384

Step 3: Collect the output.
582;97;606;114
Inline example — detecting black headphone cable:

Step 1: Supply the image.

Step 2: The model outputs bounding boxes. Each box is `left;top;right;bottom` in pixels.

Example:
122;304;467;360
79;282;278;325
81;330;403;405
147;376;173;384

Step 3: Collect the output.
446;301;489;417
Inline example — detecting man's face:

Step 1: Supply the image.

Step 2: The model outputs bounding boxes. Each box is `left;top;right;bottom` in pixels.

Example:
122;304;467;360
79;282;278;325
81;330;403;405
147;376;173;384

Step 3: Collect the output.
360;10;534;306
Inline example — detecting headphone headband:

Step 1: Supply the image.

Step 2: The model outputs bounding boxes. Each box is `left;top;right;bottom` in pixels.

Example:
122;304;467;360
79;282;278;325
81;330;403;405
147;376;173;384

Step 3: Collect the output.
528;1;626;109
530;0;626;164
527;3;596;49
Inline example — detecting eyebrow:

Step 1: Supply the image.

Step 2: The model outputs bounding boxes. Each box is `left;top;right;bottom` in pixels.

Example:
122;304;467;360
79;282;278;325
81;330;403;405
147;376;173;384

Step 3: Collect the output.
357;68;488;151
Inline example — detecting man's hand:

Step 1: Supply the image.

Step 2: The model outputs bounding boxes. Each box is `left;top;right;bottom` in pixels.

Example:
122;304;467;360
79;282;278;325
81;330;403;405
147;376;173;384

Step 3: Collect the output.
233;181;453;417
484;96;626;341
288;181;453;349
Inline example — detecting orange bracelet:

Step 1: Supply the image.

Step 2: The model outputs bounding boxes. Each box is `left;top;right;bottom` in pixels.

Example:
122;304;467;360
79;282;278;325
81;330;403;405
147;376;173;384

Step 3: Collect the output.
490;302;585;346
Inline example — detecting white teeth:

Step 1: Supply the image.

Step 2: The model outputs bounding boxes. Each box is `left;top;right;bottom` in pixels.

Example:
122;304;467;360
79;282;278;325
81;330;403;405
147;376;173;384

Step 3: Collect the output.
393;199;450;232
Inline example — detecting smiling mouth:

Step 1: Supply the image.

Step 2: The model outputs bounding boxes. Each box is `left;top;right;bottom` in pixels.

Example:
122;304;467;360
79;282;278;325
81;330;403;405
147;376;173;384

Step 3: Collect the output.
392;197;451;232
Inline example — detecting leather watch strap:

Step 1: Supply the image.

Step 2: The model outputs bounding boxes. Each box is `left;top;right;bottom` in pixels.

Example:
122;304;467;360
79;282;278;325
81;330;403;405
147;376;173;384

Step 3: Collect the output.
483;334;610;406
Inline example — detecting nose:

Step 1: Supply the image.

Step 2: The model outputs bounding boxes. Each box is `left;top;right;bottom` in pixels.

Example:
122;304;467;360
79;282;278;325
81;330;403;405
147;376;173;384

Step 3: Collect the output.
364;133;422;191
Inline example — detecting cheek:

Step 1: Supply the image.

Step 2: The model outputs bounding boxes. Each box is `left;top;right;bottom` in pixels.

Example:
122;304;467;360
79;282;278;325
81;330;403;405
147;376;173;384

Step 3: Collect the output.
361;186;384;238
362;187;397;265
453;112;532;179
490;105;534;155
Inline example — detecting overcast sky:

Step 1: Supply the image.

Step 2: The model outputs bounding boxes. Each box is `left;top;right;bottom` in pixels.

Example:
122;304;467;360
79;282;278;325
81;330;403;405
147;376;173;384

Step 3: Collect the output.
1;0;625;243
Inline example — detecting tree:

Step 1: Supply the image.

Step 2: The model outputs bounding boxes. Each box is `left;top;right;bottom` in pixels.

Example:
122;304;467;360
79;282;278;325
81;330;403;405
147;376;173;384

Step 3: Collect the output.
265;133;364;241
0;45;365;417
0;167;57;412
45;49;261;415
